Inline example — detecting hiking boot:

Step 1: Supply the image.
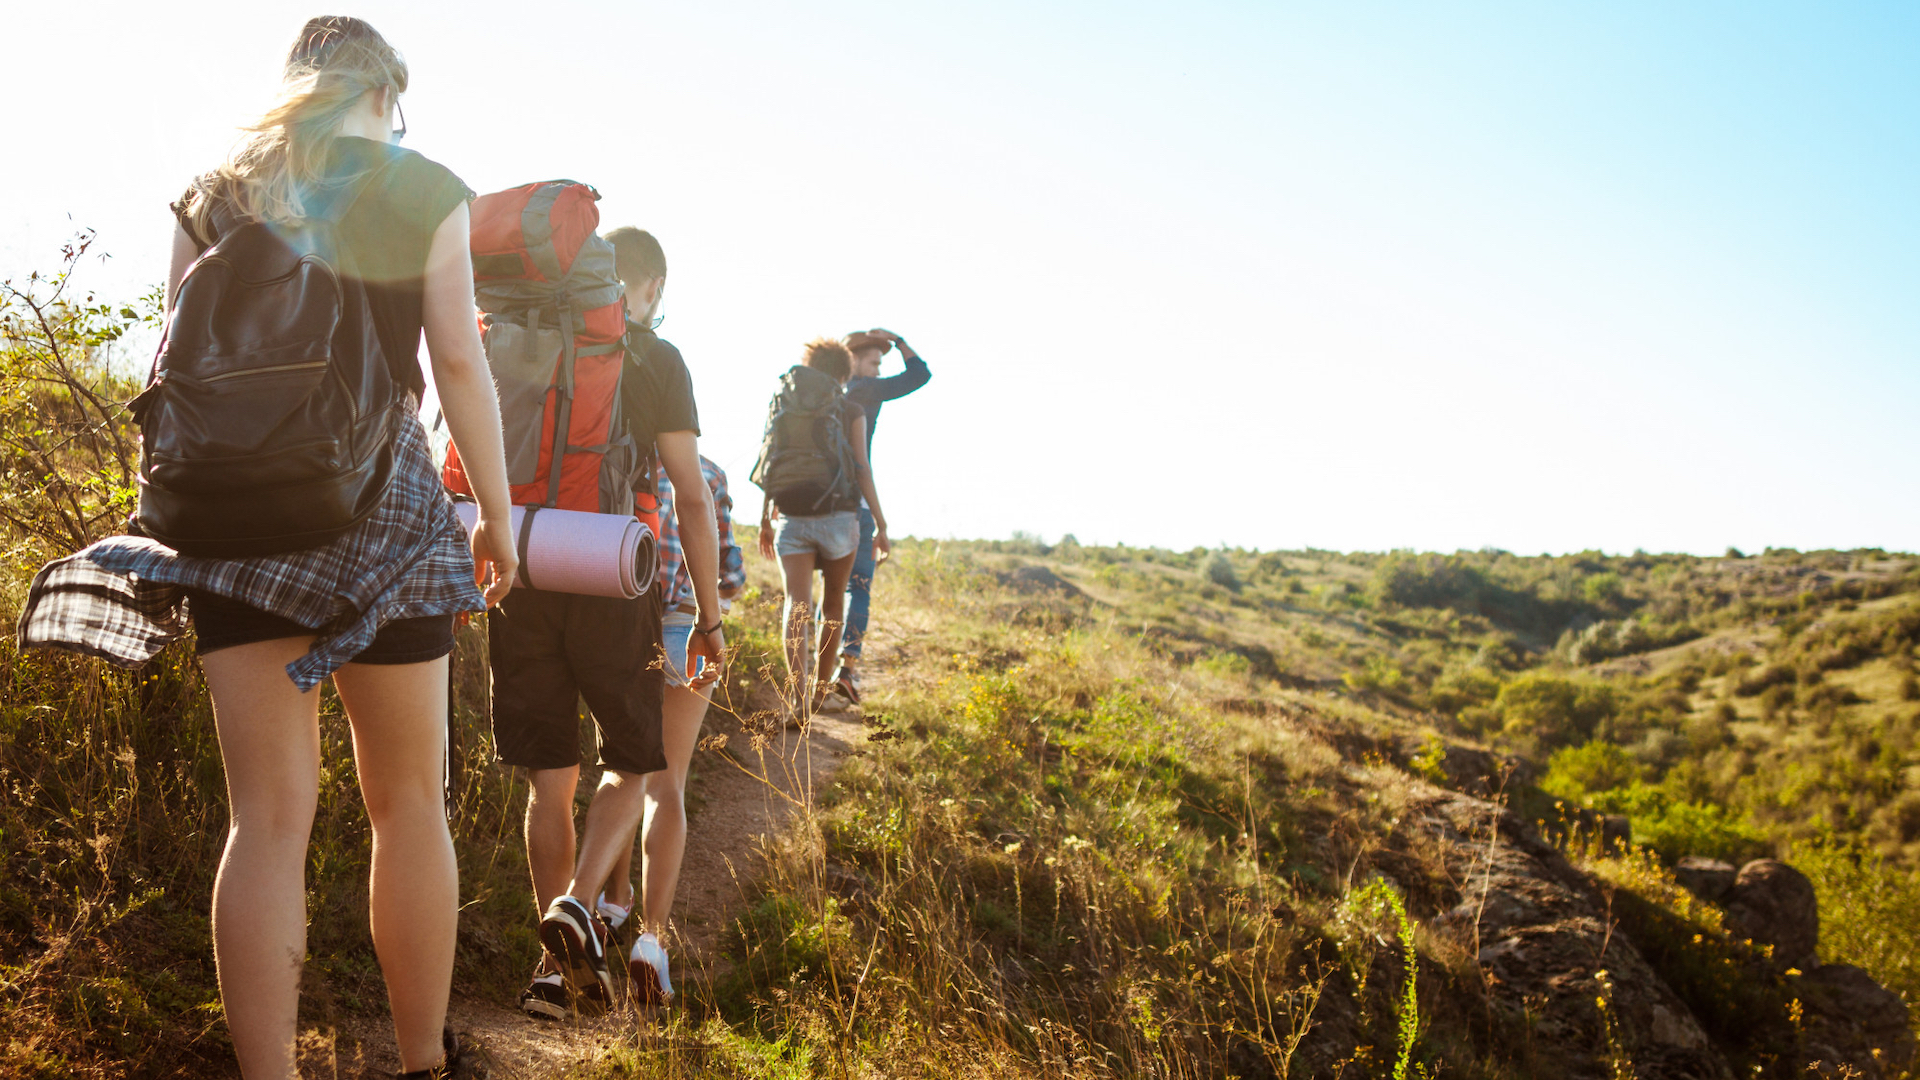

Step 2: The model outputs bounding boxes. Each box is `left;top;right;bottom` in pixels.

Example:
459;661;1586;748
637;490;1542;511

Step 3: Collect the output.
539;895;615;1014
830;665;862;706
627;932;674;1010
517;954;570;1022
397;1028;491;1079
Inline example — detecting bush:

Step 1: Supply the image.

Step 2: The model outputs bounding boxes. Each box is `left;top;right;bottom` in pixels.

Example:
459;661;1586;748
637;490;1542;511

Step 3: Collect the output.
1542;740;1641;799
1733;664;1795;697
1368;553;1489;611
1790;843;1920;1011
1203;552;1240;592
1425;666;1503;714
1342;654;1405;694
1634;800;1768;864
1580;572;1624;607
1494;672;1615;751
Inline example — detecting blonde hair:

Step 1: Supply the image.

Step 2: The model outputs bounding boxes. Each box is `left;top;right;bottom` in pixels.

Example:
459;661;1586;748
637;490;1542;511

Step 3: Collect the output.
185;17;408;238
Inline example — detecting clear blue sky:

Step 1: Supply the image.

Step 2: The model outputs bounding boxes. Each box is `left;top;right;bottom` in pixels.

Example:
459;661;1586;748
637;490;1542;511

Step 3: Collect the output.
4;1;1915;555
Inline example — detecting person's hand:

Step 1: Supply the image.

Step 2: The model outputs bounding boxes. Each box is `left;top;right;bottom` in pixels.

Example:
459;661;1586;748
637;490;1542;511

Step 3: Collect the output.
758;519;775;561
687;622;726;688
867;327;910;351
873;523;891;563
469;512;519;606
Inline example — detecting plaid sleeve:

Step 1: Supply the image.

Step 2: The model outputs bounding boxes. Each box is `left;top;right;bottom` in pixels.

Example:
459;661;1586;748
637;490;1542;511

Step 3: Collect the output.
654;462;685;600
16;554;187;668
704;458;746;596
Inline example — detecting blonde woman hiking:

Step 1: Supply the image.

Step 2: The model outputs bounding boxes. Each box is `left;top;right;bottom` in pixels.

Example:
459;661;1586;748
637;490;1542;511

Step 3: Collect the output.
19;17;513;1079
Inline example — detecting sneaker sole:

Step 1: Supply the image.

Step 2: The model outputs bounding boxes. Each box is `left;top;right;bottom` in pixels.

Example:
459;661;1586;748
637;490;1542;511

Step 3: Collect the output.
627;956;672;1011
520;993;570;1022
540;914;614;1015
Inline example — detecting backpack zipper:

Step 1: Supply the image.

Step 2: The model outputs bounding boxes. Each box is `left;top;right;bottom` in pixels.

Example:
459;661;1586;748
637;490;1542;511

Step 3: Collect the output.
198;360;329;383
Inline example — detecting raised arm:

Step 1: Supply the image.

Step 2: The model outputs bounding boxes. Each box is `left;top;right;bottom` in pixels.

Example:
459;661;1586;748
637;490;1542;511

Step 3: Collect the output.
422;201;517;605
851;331;931;406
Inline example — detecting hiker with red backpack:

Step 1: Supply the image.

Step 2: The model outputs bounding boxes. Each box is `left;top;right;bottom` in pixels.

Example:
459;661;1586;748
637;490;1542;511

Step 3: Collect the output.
18;18;510;1078
753;339;890;720
442;210;722;1018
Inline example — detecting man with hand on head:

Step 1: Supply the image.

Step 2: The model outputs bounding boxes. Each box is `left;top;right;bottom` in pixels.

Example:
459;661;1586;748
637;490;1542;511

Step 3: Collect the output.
829;328;930;706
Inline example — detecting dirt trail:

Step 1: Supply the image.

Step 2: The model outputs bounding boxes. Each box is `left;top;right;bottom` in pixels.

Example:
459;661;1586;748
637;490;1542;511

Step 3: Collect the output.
314;696;868;1079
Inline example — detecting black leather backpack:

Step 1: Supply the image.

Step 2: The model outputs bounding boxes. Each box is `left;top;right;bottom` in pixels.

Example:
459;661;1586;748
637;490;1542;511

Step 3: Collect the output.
131;184;397;556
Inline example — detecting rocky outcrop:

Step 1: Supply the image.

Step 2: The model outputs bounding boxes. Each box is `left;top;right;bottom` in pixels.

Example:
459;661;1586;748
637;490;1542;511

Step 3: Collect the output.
1313;727;1914;1078
1721;858;1820;970
1671;856;1737;902
1797;963;1917;1080
1417;791;1734;1080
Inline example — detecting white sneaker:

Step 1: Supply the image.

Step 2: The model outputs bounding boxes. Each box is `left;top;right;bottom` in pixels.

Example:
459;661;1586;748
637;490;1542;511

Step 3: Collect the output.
595;890;633;932
627;932;673;1009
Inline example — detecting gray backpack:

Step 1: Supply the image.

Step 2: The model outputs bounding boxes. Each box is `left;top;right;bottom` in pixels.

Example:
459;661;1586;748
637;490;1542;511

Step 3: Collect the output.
750;365;859;516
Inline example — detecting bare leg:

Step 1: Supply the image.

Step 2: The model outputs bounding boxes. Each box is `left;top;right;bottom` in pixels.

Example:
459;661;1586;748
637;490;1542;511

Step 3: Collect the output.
568;769;648;904
635;681;714;934
779;552;819;707
524;766;580;915
201;637;322;1080
814;552;857;699
333;656;458;1074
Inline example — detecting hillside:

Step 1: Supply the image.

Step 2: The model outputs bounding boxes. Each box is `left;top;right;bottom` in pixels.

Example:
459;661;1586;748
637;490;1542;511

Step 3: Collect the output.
5;262;1920;1077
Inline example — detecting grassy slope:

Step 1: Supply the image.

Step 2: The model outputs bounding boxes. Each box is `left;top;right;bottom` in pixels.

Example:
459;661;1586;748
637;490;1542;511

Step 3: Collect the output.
6;535;1920;1078
581;538;1920;1077
5;283;1917;1074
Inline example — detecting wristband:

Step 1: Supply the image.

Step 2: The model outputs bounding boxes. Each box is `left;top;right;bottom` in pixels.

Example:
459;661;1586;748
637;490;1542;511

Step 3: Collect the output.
695;621;725;637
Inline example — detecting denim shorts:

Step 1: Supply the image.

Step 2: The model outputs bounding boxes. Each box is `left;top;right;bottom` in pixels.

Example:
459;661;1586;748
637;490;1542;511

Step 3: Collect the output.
775;511;859;561
662;610;697;688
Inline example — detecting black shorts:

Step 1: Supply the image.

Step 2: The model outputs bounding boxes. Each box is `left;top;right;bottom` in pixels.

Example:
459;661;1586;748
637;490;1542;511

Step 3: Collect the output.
487;585;666;776
188;589;455;666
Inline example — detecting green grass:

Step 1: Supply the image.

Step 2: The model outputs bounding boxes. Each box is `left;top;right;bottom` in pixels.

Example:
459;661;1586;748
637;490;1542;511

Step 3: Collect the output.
7;250;1920;1076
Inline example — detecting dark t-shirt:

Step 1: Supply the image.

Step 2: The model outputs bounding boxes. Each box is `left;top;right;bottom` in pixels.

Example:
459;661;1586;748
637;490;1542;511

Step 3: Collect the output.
621;325;700;497
173;137;473;399
844;352;931;456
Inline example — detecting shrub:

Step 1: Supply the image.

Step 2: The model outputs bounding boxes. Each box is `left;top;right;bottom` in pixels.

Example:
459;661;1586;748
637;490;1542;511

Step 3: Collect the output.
1733;664;1794;697
1368;553;1488;611
1542;740;1641;799
1789;843;1920;1012
1425;666;1503;714
1580;572;1624;607
1494;672;1615;751
1;235;160;554
1342;654;1405;694
1204;552;1241;592
1633;801;1768;864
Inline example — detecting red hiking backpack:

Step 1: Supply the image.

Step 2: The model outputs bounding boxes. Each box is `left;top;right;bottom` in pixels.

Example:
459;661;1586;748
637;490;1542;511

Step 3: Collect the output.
443;181;661;540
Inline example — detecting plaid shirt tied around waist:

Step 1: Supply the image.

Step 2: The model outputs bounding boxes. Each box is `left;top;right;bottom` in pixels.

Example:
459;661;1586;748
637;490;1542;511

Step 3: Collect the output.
16;408;484;690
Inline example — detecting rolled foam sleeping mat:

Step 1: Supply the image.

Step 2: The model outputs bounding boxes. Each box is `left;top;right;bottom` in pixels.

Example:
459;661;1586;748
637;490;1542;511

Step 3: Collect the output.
451;500;657;599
